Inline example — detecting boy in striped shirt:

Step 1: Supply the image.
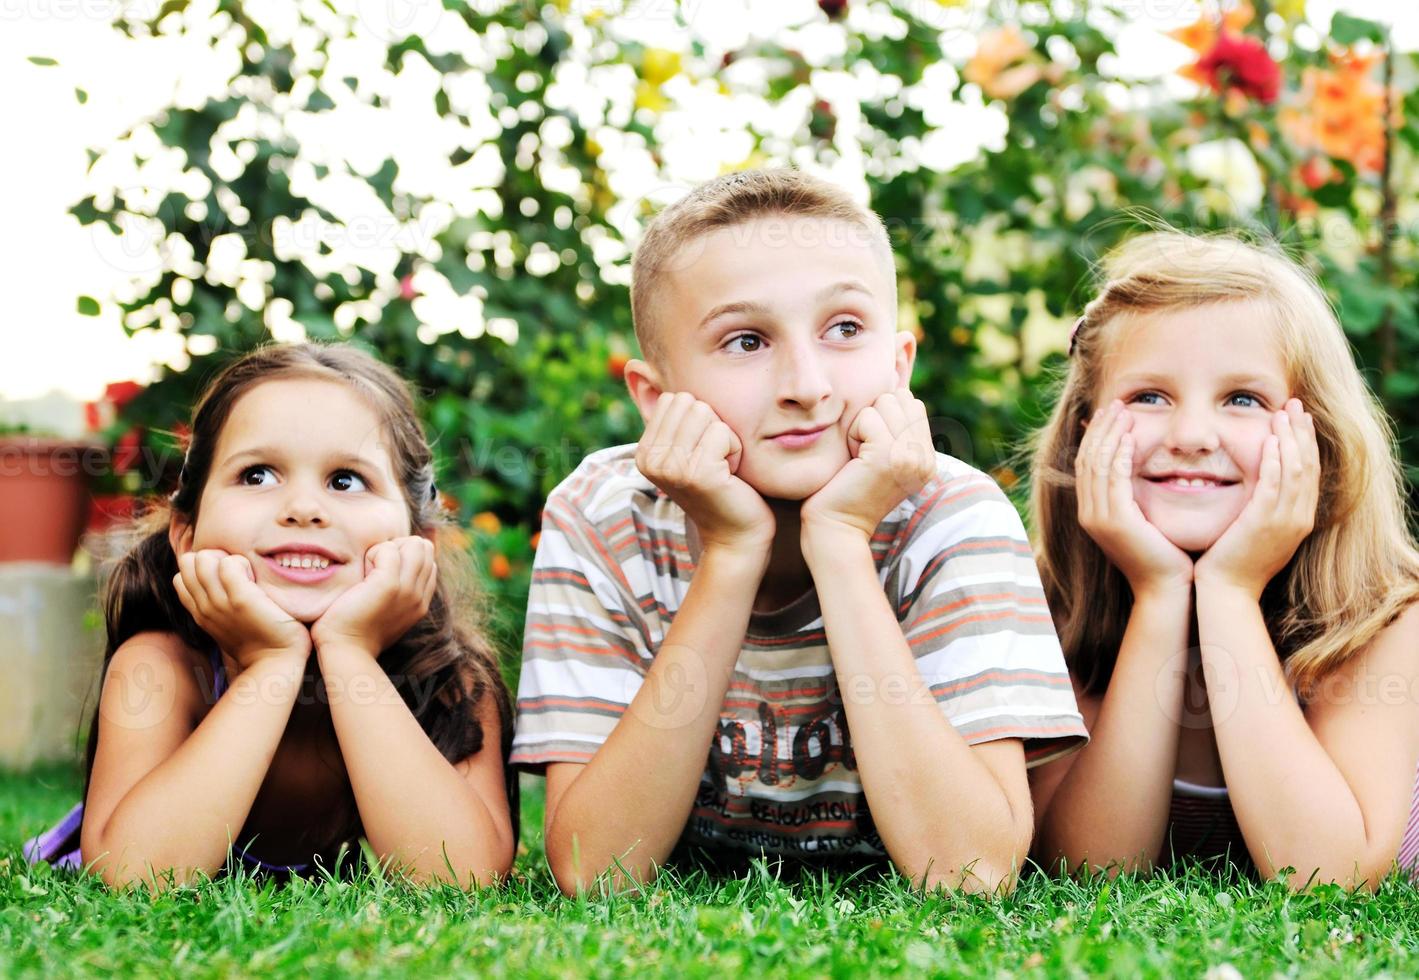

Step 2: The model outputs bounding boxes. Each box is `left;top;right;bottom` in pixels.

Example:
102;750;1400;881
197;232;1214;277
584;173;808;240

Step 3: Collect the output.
512;169;1086;894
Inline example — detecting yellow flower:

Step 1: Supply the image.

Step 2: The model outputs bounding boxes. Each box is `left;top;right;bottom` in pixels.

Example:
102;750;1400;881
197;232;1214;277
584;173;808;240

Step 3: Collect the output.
472;511;502;535
720;151;768;175
640;48;682;87
635;80;669;114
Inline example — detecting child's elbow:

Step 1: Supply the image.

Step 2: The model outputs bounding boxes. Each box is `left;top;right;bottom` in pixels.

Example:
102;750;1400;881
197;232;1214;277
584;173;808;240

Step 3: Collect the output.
546;838;655;897
1266;857;1389;894
917;859;1021;896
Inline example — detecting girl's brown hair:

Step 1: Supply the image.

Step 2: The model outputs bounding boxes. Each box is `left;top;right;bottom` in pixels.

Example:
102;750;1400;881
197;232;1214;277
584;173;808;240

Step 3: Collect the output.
1030;231;1419;699
82;342;513;856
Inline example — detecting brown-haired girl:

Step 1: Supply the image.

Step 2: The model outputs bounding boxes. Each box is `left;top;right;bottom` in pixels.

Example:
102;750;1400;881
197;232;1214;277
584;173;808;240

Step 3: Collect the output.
23;343;514;888
1028;231;1419;889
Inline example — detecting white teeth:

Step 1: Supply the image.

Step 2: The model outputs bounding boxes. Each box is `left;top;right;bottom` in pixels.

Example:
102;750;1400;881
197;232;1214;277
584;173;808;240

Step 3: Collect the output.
275;555;329;569
1169;477;1218;488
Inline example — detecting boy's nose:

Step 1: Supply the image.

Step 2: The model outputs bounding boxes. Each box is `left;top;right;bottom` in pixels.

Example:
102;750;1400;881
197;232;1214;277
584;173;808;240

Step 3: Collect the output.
776;345;832;409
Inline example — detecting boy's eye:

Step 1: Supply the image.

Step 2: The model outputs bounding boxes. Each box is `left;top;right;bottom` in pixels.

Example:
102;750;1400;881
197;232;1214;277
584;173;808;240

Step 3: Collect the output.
240;465;275;486
829;319;863;340
724;333;763;353
329;470;368;492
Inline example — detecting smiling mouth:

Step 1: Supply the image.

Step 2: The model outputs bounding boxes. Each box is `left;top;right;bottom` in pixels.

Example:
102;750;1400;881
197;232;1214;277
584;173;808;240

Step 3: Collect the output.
260;550;345;584
1142;475;1239;490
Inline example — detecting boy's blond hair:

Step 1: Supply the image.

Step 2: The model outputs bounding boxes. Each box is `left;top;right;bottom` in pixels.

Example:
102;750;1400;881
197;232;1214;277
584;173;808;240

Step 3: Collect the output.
1029;230;1419;698
630;169;895;364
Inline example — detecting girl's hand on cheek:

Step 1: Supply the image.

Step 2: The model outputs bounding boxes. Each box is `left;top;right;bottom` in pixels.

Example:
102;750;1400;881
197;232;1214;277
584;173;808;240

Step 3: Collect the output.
1195;399;1320;599
801;389;936;540
173;550;312;669
1075;400;1194;600
310;536;437;660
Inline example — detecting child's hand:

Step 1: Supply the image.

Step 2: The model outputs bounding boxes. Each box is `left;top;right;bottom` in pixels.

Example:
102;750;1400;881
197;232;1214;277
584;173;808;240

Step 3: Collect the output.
173;550;312;669
310;536;437;659
635;391;775;555
1075;400;1194;599
1195;399;1320;599
801;389;936;539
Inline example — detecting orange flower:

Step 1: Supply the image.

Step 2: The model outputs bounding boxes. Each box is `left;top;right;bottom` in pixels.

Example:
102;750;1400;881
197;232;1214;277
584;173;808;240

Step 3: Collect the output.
963;26;1047;101
1281;52;1395;174
530;531;541;551
1170;1;1254;55
472;511;502;535
489;554;512;580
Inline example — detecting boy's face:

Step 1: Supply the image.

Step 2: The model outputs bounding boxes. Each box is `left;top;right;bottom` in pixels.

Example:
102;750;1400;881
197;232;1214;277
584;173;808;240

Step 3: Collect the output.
629;215;914;501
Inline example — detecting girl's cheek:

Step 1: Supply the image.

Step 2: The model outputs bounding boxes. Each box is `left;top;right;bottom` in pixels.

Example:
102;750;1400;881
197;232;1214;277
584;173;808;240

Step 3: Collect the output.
1230;427;1273;483
1125;415;1168;459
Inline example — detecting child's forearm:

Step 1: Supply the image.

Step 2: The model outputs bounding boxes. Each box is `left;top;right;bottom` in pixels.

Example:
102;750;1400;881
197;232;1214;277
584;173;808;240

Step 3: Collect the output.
1034;588;1192;874
1195;580;1380;886
544;543;767;895
86;650;308;888
802;524;1029;893
316;644;514;888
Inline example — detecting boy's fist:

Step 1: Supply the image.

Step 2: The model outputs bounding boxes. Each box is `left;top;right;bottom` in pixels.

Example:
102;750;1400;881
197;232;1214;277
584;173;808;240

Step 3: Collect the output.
802;388;936;539
635;391;775;555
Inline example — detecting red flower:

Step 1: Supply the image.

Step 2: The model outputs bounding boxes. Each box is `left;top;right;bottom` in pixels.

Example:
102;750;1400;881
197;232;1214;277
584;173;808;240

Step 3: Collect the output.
607;352;630;381
1195;33;1280;104
104;380;144;410
113;429;142;475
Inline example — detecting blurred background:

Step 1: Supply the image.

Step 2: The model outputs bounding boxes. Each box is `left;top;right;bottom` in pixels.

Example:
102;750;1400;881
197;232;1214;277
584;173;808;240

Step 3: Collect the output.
1;0;1416;693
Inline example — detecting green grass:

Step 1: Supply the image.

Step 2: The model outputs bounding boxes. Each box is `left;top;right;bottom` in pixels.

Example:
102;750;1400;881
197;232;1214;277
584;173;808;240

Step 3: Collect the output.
4;766;1418;978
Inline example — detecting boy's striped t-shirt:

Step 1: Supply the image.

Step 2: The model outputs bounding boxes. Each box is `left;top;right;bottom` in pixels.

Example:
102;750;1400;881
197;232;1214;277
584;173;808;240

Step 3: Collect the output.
511;444;1087;860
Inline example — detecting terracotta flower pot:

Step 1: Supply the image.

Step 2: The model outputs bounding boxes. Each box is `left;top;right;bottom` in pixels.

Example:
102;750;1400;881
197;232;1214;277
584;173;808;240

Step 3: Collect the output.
0;438;102;566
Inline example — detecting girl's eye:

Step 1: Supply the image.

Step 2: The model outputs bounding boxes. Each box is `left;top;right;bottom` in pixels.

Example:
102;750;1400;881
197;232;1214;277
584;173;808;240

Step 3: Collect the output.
329;470;368;492
828;319;863;340
1227;392;1263;408
240;465;275;486
724;333;763;354
1129;391;1164;405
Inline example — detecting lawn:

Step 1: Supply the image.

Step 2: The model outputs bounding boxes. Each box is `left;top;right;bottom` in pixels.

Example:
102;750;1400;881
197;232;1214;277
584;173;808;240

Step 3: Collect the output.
3;765;1417;977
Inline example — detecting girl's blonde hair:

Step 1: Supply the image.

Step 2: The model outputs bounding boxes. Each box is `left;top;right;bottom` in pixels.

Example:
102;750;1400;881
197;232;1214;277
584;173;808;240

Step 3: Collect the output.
1030;231;1419;698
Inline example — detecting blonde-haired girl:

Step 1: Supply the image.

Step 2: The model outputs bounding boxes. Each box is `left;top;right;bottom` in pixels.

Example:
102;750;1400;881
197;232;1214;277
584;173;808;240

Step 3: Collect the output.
1028;230;1419;888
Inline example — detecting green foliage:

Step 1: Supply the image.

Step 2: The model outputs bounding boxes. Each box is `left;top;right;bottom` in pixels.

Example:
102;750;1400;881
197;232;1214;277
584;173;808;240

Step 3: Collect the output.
72;1;1419;660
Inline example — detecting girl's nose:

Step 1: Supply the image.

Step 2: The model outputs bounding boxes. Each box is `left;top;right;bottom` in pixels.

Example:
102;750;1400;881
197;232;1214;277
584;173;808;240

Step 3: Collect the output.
279;483;328;526
1164;403;1221;454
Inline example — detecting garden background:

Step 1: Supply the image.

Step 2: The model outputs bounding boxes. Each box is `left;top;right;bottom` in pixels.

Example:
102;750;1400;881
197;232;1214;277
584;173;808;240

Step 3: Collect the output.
5;0;1419;975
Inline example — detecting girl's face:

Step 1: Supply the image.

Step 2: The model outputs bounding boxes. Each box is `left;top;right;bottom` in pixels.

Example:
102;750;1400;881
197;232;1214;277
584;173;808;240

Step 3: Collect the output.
178;378;414;624
1096;300;1293;553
